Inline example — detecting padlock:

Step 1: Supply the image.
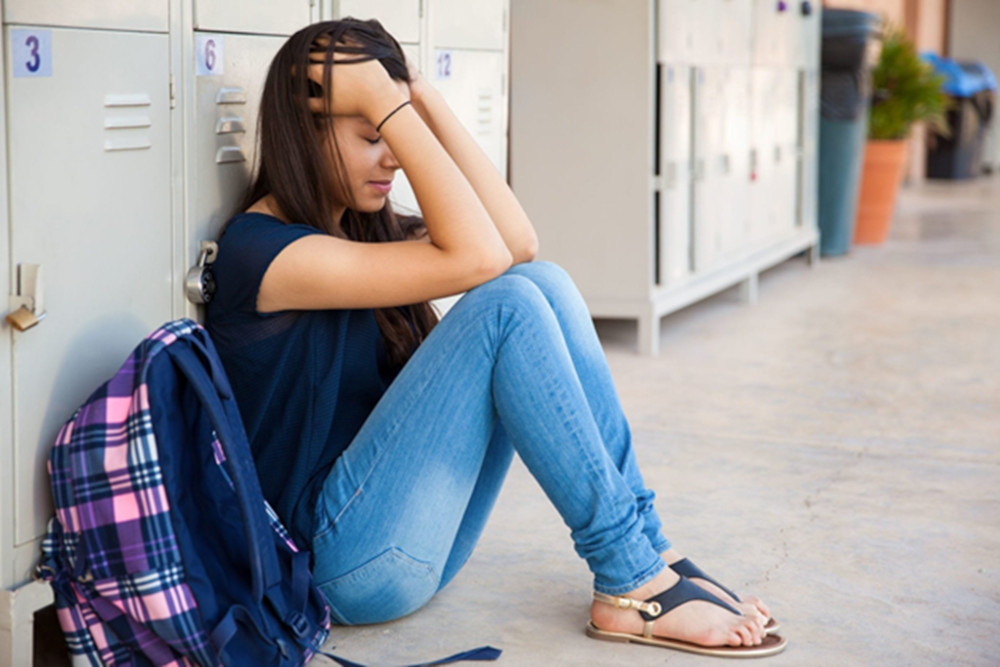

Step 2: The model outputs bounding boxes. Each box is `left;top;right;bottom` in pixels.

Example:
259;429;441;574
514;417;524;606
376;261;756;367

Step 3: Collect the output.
5;305;44;332
186;241;219;305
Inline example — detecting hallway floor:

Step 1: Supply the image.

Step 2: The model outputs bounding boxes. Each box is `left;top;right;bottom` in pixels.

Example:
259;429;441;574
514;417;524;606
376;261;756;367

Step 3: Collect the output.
318;176;1000;666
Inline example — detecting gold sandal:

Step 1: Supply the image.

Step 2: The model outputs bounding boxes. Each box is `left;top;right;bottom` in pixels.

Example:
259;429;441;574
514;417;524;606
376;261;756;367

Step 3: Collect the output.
586;577;788;658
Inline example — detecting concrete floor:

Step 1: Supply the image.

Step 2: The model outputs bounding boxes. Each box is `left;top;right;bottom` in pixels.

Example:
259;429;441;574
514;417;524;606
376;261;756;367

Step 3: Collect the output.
317;177;1000;667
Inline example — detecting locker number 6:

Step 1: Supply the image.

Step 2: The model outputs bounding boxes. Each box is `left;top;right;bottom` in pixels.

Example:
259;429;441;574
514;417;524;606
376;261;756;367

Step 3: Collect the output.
195;35;225;76
204;39;216;71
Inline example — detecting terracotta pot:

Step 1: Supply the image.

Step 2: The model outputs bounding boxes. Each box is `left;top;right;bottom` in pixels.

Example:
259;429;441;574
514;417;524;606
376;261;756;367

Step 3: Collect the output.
854;140;909;244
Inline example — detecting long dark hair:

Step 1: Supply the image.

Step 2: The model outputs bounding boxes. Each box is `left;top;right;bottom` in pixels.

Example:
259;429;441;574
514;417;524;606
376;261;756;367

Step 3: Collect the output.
239;18;437;369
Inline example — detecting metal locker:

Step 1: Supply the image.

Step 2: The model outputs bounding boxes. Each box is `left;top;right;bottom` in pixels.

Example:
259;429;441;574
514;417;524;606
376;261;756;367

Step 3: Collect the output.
772;69;800;235
432;50;507;173
194;0;312;36
719;66;752;257
788;0;820;69
336;0;422;44
658;63;693;285
692;66;728;271
187;33;287;290
749;67;778;242
659;0;695;64
752;0;791;67
431;0;506;51
798;68;819;230
689;0;723;66
719;0;753;66
6;26;173;553
3;0;167;33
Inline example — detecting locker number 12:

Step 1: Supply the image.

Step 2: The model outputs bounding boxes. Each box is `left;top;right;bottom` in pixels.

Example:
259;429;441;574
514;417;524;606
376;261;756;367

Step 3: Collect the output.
435;50;453;81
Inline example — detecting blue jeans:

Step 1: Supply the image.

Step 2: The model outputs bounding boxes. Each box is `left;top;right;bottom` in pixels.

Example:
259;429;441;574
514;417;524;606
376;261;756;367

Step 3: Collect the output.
311;262;671;625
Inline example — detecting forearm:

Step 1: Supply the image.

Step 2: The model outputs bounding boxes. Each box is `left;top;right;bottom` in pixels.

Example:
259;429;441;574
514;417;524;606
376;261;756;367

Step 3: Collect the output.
379;103;511;271
410;82;538;264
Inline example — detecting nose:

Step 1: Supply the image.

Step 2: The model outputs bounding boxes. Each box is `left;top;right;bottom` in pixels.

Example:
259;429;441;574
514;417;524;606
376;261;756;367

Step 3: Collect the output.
381;144;400;170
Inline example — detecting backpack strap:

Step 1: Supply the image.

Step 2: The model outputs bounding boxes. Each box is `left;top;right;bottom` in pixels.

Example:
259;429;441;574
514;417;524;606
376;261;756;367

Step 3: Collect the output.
166;342;281;603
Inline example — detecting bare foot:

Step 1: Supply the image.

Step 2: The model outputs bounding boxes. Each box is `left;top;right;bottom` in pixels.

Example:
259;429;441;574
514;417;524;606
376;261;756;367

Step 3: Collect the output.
661;549;772;622
590;569;765;648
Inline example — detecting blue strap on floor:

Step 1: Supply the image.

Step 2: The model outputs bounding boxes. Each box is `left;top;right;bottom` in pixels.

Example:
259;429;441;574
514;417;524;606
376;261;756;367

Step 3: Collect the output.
317;645;501;667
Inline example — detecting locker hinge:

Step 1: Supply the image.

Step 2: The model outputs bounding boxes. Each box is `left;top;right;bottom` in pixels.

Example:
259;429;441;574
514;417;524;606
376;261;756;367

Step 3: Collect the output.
419;0;425;19
169;75;176;110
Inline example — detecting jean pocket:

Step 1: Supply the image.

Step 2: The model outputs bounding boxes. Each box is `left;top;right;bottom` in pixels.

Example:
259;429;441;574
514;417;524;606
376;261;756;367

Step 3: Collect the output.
316;547;440;625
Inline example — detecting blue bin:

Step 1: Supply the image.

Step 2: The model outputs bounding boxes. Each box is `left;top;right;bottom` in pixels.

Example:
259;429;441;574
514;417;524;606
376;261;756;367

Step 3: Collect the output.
922;54;996;179
818;9;881;256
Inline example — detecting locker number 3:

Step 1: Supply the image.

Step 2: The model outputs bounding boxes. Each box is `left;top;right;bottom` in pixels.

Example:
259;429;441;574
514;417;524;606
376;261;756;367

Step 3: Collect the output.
12;29;52;78
435;50;453;81
196;35;225;76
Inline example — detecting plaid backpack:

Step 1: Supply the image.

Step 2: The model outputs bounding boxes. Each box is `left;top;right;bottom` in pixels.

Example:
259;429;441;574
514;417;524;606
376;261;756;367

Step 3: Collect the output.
36;319;331;665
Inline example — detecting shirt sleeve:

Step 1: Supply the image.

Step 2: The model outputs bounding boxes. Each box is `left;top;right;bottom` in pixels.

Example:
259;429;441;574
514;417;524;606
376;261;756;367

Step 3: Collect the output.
209;214;320;318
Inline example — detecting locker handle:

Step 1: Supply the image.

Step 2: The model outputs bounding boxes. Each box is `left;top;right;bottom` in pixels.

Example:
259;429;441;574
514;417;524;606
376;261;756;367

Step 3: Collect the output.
6;264;46;332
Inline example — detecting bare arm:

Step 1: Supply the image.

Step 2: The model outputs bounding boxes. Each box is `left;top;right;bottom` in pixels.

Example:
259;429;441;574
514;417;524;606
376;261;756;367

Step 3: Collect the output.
257;58;512;313
408;70;538;264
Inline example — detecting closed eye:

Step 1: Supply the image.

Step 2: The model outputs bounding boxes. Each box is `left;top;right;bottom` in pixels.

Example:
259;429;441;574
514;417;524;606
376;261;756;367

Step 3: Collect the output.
365;136;382;145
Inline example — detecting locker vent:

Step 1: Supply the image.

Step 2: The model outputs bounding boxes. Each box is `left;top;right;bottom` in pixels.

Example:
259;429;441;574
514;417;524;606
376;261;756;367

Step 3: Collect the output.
476;91;493;137
216;87;248;164
103;94;152;152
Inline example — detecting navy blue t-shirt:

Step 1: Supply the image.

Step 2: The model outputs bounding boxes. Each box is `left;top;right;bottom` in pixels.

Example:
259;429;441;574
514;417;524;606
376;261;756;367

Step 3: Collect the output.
206;213;392;549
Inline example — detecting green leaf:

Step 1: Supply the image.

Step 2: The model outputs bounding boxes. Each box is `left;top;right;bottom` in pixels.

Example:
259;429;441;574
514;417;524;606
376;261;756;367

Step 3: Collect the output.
868;26;951;140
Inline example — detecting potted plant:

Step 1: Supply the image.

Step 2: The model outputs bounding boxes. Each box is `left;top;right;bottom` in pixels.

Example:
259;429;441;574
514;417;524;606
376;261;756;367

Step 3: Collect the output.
854;26;949;244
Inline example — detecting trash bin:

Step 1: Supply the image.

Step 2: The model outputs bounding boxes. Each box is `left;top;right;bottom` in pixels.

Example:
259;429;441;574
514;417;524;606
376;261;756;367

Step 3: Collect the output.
818;9;881;256
922;54;996;179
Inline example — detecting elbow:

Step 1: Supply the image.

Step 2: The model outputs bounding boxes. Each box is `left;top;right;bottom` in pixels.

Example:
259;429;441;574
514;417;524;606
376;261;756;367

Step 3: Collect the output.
516;232;539;264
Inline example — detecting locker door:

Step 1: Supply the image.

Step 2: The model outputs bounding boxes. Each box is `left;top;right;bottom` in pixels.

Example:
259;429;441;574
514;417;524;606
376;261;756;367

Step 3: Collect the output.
798;68;819;230
6;27;172;546
659;0;693;64
337;0;422;44
690;0;723;65
772;69;800;234
187;33;286;286
749;67;778;243
3;0;167;33
432;50;507;174
691;66;726;271
752;0;790;67
719;66;751;258
194;0;311;36
719;0;752;66
659;64;693;285
431;0;506;50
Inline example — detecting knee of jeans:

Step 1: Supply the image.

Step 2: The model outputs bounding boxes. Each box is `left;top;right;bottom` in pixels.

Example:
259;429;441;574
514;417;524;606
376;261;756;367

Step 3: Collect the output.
315;547;440;625
507;260;569;286
465;273;549;317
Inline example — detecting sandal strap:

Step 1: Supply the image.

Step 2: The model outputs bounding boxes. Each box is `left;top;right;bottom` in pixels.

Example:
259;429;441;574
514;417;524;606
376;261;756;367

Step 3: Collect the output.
641;576;741;621
669;558;742;603
592;591;661;615
593;576;741;633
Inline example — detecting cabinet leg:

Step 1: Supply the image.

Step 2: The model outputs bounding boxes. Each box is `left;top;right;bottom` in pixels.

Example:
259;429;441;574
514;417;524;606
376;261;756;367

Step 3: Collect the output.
638;312;659;356
739;273;759;305
807;243;820;266
0;580;54;667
